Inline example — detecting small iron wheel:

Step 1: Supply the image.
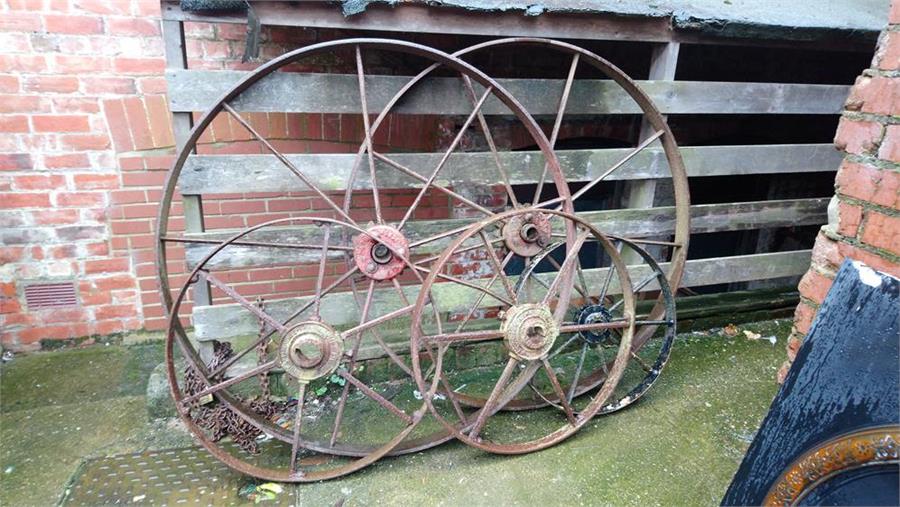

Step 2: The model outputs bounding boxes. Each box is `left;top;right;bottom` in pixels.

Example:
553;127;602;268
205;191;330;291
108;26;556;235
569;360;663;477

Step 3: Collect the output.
166;217;437;482
409;208;636;455
453;237;677;414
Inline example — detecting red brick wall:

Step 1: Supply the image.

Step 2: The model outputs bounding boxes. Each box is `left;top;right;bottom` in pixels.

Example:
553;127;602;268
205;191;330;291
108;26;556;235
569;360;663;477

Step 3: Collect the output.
0;1;478;350
0;0;164;350
778;1;900;381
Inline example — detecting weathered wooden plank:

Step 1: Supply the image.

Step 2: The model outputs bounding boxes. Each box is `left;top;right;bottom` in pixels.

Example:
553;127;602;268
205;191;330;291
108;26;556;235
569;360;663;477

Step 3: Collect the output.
167;69;849;115
163;18;211;309
183;198;828;269
192;249;812;342
178;143;842;194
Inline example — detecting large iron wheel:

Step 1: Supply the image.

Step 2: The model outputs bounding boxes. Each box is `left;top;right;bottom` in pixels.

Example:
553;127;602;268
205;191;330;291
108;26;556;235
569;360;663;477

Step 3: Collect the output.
410;208;637;454
156;39;578;479
443;38;689;411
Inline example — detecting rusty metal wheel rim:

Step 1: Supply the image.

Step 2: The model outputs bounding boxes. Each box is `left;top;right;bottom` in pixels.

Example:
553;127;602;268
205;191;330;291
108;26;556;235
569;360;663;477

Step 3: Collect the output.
155;38;577;471
455;237;678;413
443;37;689;407
409;208;636;454
166;215;438;482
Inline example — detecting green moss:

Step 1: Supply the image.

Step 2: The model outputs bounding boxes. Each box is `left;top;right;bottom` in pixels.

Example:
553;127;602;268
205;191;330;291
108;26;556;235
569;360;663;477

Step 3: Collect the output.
2;320;790;506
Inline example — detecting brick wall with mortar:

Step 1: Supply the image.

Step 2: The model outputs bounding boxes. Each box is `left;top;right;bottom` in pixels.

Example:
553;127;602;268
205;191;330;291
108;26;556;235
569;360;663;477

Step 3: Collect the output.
0;1;552;351
777;0;900;382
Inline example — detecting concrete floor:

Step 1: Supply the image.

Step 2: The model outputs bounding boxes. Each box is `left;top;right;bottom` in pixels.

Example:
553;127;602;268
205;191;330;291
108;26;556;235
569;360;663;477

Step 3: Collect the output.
0;319;790;506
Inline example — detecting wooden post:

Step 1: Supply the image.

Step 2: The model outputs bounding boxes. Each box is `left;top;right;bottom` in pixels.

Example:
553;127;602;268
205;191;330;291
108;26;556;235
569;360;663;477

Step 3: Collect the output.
162;19;212;307
622;41;679;263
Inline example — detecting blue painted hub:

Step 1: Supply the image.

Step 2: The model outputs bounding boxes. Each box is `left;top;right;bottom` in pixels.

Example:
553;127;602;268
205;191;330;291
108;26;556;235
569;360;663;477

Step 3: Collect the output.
575;304;613;345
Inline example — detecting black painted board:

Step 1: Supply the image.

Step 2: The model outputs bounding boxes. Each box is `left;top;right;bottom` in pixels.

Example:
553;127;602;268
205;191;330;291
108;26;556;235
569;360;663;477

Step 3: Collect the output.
722;259;900;505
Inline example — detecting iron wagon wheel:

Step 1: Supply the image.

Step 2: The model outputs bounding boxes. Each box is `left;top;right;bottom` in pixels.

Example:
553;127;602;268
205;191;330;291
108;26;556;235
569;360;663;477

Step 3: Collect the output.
443;38;689;407
450;236;677;414
409;208;636;454
155;38;578;467
165;216;449;481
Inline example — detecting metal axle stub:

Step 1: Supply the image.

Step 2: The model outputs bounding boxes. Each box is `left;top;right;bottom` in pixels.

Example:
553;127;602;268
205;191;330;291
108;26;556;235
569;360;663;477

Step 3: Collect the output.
353;225;409;281
501;212;552;257
575;304;614;345
279;321;343;382
501;303;559;360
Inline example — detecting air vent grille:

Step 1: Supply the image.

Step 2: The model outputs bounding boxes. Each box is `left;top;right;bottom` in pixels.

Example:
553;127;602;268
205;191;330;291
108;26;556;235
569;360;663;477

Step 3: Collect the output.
24;282;78;310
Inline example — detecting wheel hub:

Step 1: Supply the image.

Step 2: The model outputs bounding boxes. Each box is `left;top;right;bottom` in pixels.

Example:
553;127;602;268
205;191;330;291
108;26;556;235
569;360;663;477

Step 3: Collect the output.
575;304;613;345
501;212;552;257
279;321;343;382
353;225;409;281
501;303;559;360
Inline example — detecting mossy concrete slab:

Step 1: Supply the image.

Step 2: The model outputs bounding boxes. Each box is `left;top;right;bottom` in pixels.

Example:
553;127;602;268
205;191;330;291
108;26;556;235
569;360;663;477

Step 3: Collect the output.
2;320;788;506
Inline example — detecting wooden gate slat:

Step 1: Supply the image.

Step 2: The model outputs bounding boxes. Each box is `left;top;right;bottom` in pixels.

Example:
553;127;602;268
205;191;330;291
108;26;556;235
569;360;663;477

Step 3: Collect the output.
192;249;813;342
178;143;842;194
167;69;849;115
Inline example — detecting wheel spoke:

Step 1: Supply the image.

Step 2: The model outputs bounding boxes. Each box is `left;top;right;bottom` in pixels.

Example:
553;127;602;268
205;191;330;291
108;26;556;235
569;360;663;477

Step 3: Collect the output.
289;382;307;473
565;129;665;205
398;85;494;230
312;225;332;319
541;357;577;425
423;328;505;345
533;53;579;205
181;359;277;406
546;255;590;302
566;341;589;404
355;45;384;224
329;278;376;447
203;271;286;334
468;357;518;439
479;231;516;302
630;350;654;373
372;151;494;217
410;258;514;306
596;241;623;304
610;236;682;248
409;222;476;249
558;320;630;334
223;103;356;226
340;303;415;340
541;230;589;306
337;370;413;424
160;235;352;251
461;75;519;208
549;334;579;359
452;250;514;334
609;272;658;312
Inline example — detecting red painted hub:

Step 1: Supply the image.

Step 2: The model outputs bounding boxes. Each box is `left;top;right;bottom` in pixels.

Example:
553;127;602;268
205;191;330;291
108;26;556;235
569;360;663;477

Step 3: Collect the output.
353;225;409;281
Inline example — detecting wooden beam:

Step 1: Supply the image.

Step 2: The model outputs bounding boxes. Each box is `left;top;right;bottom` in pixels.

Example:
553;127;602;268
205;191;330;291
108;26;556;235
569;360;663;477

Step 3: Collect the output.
622;41;680;264
166;70;850;115
161;1;674;44
159;1;876;51
177;143;843;195
183;198;828;270
162;18;211;309
192;249;812;341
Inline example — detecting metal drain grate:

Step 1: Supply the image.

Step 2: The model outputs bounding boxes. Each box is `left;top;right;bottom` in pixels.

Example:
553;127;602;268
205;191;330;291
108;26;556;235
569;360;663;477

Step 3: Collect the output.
24;282;78;309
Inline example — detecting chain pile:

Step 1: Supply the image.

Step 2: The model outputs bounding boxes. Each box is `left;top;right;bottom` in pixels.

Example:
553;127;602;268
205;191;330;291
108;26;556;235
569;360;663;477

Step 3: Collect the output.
183;334;293;453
